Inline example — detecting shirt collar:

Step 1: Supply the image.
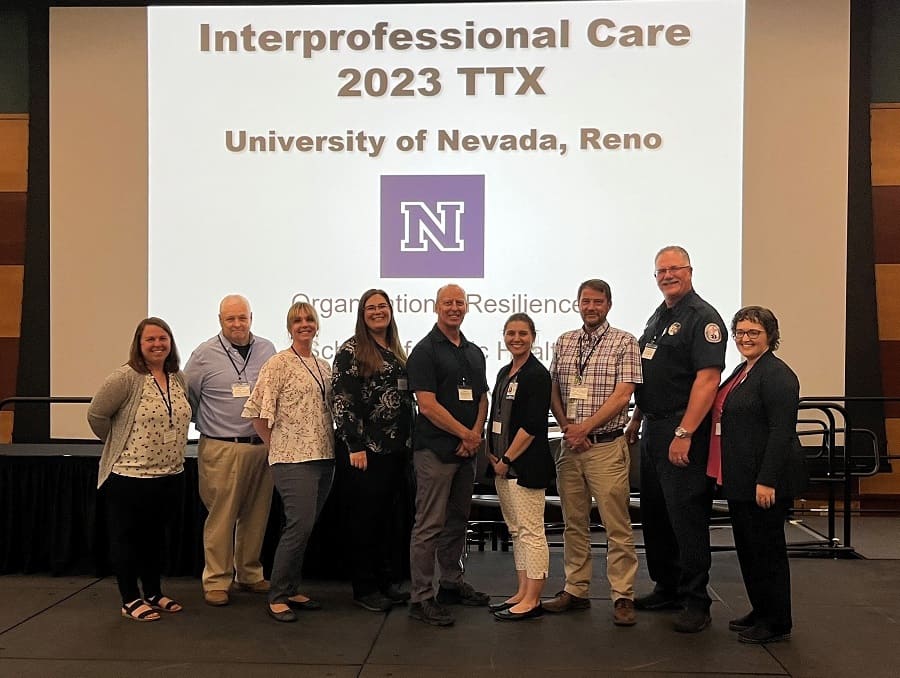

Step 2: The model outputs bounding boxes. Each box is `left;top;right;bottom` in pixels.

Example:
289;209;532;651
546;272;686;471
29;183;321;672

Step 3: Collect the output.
580;321;609;339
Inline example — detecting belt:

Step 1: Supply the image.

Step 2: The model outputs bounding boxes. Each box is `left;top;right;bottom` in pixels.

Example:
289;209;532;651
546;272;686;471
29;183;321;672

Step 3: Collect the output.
204;435;264;445
587;430;623;444
642;409;686;422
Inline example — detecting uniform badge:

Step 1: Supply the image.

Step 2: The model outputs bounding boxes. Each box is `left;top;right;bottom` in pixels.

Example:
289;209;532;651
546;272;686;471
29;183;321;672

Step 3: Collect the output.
667;322;681;336
704;323;722;343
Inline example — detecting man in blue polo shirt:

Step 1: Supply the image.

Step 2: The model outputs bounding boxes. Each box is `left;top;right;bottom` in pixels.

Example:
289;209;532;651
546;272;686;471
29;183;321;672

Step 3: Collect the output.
406;284;490;626
185;294;277;607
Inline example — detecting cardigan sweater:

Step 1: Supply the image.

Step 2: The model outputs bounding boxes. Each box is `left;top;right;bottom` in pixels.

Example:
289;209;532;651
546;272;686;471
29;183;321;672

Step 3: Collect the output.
87;365;189;489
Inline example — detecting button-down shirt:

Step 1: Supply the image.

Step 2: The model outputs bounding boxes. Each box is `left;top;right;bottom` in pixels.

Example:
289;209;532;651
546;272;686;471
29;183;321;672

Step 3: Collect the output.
184;331;277;438
550;321;643;434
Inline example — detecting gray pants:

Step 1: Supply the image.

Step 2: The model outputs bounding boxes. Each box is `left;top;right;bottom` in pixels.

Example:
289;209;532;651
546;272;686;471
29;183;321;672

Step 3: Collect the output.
268;460;334;605
409;449;476;603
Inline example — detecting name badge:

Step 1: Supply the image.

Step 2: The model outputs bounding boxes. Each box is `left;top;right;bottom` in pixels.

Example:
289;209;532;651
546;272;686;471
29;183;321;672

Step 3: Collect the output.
715;422;721;436
566;399;579;420
570;386;589;401
505;382;518;399
642;343;658;360
232;383;251;398
163;428;177;445
397;378;408;391
458;387;474;401
492;421;502;434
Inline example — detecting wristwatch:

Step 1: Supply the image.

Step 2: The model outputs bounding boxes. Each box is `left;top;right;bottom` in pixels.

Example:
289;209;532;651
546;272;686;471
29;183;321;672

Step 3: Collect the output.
500;455;513;466
674;426;692;439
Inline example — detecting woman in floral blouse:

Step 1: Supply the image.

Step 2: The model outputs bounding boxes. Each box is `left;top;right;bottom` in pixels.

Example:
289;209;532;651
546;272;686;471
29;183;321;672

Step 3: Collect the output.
332;288;416;613
243;301;334;623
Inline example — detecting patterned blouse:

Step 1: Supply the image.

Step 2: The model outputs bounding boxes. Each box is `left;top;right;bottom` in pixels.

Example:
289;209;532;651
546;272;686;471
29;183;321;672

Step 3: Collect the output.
331;337;415;456
242;349;335;464
112;374;190;478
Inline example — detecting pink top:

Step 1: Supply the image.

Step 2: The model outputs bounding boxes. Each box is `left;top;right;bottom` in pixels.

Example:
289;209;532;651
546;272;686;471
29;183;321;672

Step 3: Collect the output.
707;365;747;485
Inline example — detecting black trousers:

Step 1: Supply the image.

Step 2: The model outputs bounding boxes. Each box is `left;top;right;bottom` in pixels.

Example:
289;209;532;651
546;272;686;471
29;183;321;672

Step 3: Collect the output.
728;498;793;632
341;451;410;598
103;472;182;605
639;415;713;611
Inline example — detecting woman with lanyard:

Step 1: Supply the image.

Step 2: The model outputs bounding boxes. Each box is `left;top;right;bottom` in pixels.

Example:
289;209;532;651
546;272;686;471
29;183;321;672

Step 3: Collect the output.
243;301;335;623
88;317;191;622
707;306;804;644
486;313;554;621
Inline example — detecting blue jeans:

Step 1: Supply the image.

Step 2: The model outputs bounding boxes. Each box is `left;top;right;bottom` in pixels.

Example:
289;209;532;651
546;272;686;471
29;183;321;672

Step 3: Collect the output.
268;460;334;604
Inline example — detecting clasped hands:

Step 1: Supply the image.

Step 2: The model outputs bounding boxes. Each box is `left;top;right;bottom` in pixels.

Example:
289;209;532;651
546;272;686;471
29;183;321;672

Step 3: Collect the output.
455;428;483;458
561;422;592;453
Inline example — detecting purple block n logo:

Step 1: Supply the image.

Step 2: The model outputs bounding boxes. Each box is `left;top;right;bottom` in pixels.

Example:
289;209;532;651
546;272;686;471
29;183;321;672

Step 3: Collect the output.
381;175;485;278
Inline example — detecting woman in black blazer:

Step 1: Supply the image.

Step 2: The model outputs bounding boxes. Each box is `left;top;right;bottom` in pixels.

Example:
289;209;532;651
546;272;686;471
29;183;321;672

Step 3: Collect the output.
708;306;804;644
486;313;554;621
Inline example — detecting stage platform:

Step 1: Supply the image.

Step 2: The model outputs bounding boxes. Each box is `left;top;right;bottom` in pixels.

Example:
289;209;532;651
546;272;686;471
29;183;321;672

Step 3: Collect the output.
1;545;899;678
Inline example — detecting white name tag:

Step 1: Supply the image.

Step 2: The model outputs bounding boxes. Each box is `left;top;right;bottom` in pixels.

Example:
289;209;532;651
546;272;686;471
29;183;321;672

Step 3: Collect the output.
458;387;474;401
642;343;658;360
397;378;408;391
715;422;721;436
492;421;502;434
566;399;579;420
232;383;251;398
570;386;589;401
163;428;177;445
505;382;518;399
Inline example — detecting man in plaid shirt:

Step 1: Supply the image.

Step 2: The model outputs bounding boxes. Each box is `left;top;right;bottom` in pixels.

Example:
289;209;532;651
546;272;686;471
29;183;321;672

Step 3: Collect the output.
544;279;642;627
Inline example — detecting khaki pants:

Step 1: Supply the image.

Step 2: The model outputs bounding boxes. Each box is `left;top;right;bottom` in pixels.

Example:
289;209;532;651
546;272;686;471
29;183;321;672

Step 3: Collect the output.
556;436;637;600
198;436;274;592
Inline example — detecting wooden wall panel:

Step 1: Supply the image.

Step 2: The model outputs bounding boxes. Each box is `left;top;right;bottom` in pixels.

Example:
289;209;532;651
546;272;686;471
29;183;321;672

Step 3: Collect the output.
875;264;900;340
0;192;26;265
0;411;11;444
0;265;23;337
873;186;900;264
872;107;900;186
860;418;900;495
0;116;28;192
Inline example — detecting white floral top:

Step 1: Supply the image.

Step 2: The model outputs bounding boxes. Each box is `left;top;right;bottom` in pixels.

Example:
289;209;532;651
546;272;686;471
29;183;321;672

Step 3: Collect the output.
242;349;335;464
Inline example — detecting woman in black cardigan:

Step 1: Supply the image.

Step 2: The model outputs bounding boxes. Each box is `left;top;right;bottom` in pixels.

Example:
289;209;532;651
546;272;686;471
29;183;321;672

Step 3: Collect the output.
708;306;805;644
486;313;554;621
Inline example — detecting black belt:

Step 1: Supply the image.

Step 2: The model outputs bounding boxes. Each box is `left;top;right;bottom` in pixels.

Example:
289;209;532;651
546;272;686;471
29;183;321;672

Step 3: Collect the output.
204;435;263;445
642;409;686;422
587;430;623;444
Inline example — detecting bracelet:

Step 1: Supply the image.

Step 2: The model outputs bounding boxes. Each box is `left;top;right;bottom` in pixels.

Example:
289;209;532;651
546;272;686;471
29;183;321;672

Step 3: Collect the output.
500;455;513;466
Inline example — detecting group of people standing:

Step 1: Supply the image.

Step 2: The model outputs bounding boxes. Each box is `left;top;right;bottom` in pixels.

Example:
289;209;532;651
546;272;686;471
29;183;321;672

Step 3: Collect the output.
87;245;804;645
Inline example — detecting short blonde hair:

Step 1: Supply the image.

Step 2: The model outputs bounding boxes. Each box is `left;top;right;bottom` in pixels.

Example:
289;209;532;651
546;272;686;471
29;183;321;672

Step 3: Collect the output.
286;301;319;333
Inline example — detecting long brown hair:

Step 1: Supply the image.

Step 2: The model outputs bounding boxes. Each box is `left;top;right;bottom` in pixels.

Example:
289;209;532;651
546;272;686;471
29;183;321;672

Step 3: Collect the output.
127;317;180;374
354;289;406;377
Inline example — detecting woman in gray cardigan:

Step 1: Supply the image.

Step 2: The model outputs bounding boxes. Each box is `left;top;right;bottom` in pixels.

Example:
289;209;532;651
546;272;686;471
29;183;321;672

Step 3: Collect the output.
88;317;191;622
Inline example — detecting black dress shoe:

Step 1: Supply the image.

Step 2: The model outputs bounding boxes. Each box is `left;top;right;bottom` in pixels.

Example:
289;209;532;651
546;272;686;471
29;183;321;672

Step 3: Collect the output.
488;601;515;613
286;597;322;611
673;607;711;633
738;623;791;644
267;605;297;623
494;604;544;621
728;611;757;632
634;590;681;611
381;585;411;605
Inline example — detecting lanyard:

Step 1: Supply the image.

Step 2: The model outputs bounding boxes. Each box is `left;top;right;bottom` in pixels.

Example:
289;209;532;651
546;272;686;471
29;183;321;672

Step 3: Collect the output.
151;372;173;427
291;346;327;404
217;335;253;381
577;326;608;379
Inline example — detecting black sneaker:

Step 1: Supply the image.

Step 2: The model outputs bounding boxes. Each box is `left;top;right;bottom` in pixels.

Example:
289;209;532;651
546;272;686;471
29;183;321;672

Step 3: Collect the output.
728;611;757;632
673;607;712;633
353;592;393;613
738;623;791;644
381;584;411;605
634;590;681;611
436;581;490;607
409;597;455;626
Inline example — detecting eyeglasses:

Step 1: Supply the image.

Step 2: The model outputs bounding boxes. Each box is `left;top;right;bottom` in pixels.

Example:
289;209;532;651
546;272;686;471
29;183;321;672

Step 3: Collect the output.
654;265;691;278
733;329;763;339
364;303;390;312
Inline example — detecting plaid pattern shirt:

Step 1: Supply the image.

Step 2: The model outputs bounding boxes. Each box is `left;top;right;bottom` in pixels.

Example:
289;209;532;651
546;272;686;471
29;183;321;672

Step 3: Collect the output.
550;322;643;433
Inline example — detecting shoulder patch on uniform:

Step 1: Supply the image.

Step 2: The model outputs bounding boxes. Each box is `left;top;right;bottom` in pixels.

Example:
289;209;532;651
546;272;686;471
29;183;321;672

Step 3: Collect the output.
704;323;722;343
667;322;681;336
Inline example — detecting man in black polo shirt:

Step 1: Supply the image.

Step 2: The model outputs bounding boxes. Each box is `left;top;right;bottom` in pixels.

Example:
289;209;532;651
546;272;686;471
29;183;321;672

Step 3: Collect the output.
626;245;726;633
406;283;490;626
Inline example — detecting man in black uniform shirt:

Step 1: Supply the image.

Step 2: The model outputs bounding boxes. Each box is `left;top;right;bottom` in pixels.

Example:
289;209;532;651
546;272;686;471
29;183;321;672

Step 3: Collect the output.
406;283;490;626
625;245;727;633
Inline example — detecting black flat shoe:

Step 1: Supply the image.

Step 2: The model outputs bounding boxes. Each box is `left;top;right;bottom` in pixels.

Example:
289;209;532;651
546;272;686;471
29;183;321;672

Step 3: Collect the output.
488;601;516;613
267;605;297;623
494;605;544;621
286;598;322;611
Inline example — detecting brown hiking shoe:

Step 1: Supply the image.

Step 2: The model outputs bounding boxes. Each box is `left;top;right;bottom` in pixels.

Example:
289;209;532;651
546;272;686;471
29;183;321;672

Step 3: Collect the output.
542;590;591;613
613;598;637;626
